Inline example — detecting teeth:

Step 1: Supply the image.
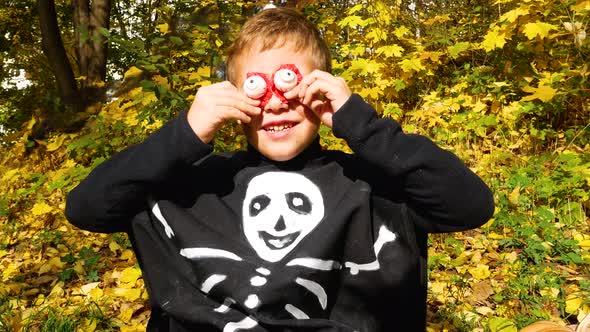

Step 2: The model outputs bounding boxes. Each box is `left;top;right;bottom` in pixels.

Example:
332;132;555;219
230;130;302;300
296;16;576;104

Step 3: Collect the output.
266;124;293;132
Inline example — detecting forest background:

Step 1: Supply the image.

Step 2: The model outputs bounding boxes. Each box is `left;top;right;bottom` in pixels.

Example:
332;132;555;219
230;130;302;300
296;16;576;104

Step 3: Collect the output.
0;0;589;331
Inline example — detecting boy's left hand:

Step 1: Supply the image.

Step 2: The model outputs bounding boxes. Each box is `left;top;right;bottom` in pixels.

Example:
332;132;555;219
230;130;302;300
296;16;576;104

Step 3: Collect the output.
284;70;351;128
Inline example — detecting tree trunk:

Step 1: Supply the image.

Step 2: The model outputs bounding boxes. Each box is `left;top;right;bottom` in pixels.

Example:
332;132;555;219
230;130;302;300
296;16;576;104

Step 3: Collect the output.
88;0;110;83
73;0;110;87
38;0;80;109
72;0;90;85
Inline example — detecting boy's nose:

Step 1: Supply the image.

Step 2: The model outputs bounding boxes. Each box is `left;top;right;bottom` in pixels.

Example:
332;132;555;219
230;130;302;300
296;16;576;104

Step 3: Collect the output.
264;94;288;113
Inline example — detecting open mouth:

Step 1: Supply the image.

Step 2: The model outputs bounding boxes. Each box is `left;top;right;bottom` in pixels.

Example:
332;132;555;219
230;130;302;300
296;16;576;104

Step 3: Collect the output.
259;231;300;249
262;121;296;133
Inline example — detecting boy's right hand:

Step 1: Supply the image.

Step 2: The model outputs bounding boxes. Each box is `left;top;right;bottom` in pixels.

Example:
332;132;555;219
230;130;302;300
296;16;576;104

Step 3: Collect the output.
187;81;261;144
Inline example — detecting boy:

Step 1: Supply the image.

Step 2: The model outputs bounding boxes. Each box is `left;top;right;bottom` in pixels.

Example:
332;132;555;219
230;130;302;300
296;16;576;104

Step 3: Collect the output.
66;8;494;332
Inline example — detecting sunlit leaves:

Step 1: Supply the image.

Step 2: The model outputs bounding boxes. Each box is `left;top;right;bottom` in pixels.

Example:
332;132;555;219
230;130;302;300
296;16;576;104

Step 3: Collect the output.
481;26;508;51
375;44;404;58
522;22;558;40
447;42;470;59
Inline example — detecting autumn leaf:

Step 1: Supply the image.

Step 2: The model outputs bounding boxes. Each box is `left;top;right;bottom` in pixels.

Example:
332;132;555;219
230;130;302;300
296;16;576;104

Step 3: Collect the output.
447;42;471;59
565;295;584;314
376;44;404;58
124;66;143;80
31;202;53;215
521;84;557;102
499;7;529;23
523;22;558;39
481;26;508;51
120;267;142;285
399;58;425;73
488;317;517;332
469;264;491;280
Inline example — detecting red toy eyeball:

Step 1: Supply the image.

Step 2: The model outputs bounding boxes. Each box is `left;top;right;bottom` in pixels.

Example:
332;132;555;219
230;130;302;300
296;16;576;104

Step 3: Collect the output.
271;64;302;103
243;74;268;99
274;68;298;92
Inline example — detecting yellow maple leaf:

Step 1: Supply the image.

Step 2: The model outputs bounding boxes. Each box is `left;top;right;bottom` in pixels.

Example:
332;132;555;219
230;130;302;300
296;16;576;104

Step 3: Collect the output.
399;58;425;73
394;26;411;38
521;84;557;102
566;295;584;314
31;202;53;215
523;22;558;40
500;7;529;23
481;26;508;51
469;264;491;280
120;267;142;285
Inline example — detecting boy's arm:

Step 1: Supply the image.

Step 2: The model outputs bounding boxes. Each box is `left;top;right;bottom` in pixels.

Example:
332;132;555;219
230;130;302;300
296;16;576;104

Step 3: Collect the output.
66;82;261;233
290;71;494;233
331;94;494;233
65;111;213;233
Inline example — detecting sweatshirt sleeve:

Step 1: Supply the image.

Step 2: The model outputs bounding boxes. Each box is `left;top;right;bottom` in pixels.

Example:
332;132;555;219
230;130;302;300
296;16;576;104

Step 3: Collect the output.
65;110;214;233
332;94;494;233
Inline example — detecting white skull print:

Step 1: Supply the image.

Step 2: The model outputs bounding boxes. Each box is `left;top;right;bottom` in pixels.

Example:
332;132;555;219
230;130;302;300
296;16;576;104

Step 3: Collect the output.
242;172;325;263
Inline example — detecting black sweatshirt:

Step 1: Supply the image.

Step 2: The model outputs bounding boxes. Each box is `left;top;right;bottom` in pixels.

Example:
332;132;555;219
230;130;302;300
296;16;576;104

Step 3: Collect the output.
66;94;494;332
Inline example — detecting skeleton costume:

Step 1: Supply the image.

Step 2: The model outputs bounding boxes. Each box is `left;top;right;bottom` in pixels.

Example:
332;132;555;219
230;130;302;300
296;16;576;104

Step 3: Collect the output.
66;94;494;331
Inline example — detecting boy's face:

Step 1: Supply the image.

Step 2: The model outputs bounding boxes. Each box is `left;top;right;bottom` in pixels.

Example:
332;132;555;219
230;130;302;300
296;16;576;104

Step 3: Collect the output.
235;44;320;162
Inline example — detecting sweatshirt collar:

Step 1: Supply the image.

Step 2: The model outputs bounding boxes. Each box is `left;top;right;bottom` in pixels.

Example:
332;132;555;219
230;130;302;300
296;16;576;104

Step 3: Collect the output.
245;136;324;170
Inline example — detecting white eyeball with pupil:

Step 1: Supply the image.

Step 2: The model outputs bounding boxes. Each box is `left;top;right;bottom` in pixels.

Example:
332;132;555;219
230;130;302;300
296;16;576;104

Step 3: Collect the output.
243;75;267;99
274;69;298;92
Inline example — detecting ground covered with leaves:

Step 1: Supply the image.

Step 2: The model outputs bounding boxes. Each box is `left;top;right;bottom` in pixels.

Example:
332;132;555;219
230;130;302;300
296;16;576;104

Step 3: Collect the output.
1;0;590;331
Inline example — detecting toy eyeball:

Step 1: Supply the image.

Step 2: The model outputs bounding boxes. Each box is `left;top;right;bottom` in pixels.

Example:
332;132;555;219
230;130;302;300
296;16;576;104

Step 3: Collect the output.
274;68;298;92
243;75;267;99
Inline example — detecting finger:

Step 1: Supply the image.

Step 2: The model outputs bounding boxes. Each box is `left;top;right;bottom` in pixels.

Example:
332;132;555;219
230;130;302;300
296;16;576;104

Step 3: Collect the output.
301;79;334;105
222;107;252;124
217;96;261;116
283;85;300;100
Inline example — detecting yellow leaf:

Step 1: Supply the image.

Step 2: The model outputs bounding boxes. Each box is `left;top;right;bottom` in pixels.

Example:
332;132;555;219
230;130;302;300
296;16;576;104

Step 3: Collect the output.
399;58;425;73
481;26;508;51
447;42;470;59
48;282;64;299
114;288;142;301
124;66;143;80
120;267;142;285
469;264;491;280
572;0;590;12
118;308;135;321
1;169;20;182
523;22;558;40
376;44;404;58
521;84;557;102
157;23;169;35
0;250;7;258
46;134;67;152
88;287;103;301
394;26;411;38
109;241;122;254
79;319;97;332
566;295;584;314
48;257;65;269
508;186;520;205
197;66;210;78
500;7;529;23
120;249;135;260
31;202;53;215
37;263;52;275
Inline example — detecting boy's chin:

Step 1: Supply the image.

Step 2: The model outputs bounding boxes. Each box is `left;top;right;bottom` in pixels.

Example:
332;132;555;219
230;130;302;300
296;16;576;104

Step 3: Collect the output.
257;146;303;162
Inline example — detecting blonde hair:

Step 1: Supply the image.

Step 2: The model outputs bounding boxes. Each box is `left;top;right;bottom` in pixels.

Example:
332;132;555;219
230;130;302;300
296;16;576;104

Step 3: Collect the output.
226;8;331;85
